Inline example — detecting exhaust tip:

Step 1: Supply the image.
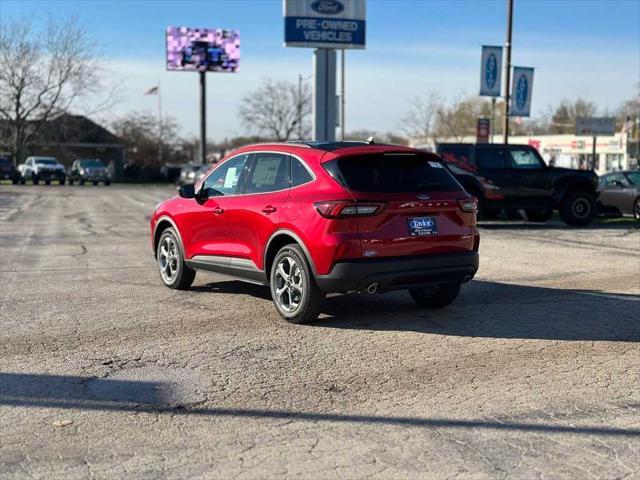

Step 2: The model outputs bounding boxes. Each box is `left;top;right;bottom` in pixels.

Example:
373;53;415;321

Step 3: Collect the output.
366;282;380;294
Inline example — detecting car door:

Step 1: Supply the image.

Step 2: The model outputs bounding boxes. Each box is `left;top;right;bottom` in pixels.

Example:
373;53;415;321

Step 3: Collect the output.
223;152;292;271
505;146;553;208
177;154;250;261
599;173;633;214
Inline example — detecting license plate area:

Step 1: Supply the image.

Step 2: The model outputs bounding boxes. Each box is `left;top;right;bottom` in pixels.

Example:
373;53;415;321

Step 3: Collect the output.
408;216;437;236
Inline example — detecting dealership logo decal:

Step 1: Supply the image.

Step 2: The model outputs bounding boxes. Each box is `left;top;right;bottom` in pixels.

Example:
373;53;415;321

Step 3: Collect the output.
515;74;528;110
485;53;497;90
311;0;344;14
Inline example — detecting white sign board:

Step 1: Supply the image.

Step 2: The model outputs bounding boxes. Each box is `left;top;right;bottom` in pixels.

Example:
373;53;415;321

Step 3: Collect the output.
479;46;502;97
575;117;616;136
510;67;534;117
284;0;366;49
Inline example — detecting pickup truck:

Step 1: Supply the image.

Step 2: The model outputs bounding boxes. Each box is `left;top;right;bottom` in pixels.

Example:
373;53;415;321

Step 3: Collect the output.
19;156;67;185
437;143;599;226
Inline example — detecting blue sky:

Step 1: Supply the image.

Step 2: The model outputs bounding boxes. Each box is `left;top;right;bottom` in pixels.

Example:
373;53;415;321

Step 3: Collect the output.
2;0;639;140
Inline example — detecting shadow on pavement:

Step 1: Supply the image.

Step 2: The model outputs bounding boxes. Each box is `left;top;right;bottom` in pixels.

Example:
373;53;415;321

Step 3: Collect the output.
478;220;639;231
1;372;638;438
316;281;640;342
193;280;639;342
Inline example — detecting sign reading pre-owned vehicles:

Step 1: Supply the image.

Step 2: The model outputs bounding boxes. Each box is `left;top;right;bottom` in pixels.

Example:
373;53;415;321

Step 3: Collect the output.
284;0;366;49
510;67;534;117
479;46;502;97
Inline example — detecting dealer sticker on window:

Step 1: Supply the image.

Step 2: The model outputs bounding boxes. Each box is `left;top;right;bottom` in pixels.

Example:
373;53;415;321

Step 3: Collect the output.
428;161;444;168
408;217;438;236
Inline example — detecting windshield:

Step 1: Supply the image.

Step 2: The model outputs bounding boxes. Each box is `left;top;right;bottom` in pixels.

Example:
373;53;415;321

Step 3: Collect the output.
35;158;57;165
625;172;640;186
79;160;104;168
324;152;463;193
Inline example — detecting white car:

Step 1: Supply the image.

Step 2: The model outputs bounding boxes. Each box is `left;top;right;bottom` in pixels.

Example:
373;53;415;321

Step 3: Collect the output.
19;156;67;185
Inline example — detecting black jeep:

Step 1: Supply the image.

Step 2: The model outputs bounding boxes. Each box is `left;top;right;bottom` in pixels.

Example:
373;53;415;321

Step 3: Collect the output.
437;143;599;226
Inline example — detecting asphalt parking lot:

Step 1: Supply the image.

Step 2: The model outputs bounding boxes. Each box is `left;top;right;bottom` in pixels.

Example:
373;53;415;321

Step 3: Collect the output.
1;184;639;479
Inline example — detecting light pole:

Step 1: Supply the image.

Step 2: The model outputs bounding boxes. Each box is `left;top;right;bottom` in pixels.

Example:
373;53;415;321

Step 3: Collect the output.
503;0;514;144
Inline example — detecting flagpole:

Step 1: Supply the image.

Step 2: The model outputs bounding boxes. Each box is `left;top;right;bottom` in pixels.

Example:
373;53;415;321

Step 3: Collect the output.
158;81;163;165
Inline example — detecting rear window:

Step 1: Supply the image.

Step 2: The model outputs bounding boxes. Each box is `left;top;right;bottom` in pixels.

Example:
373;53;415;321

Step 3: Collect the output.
324;153;462;193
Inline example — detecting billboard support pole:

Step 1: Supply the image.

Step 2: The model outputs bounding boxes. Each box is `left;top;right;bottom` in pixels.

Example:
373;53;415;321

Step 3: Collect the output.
313;48;337;142
503;0;513;144
340;49;346;141
199;71;207;164
592;136;597;170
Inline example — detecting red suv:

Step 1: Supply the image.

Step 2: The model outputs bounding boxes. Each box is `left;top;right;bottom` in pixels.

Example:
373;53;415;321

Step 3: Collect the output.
150;142;480;323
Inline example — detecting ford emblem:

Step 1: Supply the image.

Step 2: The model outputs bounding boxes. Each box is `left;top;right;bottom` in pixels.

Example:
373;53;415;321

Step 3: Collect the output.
417;193;431;200
311;0;344;15
485;53;497;90
515;74;528;110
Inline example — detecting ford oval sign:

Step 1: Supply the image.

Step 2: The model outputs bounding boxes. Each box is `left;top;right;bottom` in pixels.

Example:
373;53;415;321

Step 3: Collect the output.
311;0;344;14
515;74;528;110
485;53;497;90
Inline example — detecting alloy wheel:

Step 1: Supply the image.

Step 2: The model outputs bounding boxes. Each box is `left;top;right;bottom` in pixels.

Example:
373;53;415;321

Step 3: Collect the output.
158;235;180;284
273;256;304;313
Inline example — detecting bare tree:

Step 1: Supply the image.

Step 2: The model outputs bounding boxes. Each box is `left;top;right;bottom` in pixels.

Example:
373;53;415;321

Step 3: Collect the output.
0;16;116;163
546;98;597;134
238;78;311;141
400;94;442;145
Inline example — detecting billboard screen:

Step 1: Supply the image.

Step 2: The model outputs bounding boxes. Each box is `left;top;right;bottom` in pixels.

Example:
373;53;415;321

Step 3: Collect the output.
166;27;240;72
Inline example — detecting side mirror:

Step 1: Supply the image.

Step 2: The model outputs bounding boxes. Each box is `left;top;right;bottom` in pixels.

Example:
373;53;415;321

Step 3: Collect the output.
178;183;196;199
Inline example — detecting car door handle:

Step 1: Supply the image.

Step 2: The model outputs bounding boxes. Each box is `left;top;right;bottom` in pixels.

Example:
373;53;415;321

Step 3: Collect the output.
262;206;277;214
212;207;224;215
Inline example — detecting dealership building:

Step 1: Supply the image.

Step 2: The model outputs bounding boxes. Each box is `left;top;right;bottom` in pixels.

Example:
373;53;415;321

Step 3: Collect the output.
414;133;636;176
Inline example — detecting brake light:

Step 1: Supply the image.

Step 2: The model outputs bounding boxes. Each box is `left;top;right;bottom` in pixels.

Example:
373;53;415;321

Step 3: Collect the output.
314;200;385;218
458;198;478;213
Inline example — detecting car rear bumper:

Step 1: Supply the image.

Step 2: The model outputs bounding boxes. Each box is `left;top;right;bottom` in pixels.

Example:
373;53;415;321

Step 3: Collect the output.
315;251;479;293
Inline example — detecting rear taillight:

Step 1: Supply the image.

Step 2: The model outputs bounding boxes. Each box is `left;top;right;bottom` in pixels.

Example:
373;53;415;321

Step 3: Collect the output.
314;200;386;218
458;198;478;213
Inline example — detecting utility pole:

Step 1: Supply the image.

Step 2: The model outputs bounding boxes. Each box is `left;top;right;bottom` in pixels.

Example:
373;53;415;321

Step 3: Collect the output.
490;97;496;143
298;74;303;140
503;0;514;144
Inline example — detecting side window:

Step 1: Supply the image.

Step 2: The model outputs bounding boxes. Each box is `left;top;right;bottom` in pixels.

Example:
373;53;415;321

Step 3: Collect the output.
202;154;249;196
244;153;290;194
476;148;508;169
291;157;313;187
604;173;627;187
509;148;544;169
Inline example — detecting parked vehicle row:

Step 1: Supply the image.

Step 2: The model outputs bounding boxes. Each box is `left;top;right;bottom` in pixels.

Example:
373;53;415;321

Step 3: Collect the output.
437;143;601;226
6;157;111;186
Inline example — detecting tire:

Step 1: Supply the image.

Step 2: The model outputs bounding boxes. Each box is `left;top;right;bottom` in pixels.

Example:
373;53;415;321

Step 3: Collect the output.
69;178;74;185
476;196;500;220
157;227;195;290
409;282;461;309
270;244;324;324
60;178;65;186
93;181;98;186
634;198;640;220
506;208;523;220
20;178;25;185
45;179;51;185
526;208;553;222
559;190;596;226
32;174;39;185
105;179;111;186
79;178;85;186
11;178;18;185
